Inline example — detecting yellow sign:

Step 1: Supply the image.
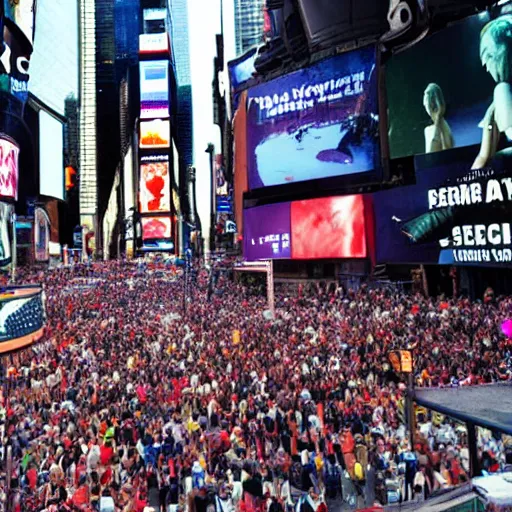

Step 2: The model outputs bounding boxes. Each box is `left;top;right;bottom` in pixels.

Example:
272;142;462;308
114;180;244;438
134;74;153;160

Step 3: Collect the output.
233;330;241;346
388;350;413;373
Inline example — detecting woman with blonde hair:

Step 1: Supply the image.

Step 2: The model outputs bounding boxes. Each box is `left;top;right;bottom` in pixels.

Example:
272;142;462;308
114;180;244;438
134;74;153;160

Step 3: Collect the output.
423;83;454;153
473;14;512;169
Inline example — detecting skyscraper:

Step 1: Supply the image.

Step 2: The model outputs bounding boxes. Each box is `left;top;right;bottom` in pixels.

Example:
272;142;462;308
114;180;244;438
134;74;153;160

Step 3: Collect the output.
169;0;193;172
79;0;98;230
234;0;265;56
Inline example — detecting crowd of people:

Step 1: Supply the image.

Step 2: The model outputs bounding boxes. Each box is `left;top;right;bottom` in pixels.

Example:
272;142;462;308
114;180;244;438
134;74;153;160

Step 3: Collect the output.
0;259;511;512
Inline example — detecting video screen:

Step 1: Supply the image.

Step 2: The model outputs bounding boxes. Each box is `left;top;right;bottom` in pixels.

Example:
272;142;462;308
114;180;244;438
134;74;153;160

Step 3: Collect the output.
139;161;171;214
374;152;512;267
139;33;169;55
39;111;64;201
0;138;19;200
247;45;379;190
386;8;512;166
3;0;37;46
34;207;50;262
291;195;366;260
142;216;172;240
140;60;169;119
229;48;257;90
244;202;292;260
139;119;170;149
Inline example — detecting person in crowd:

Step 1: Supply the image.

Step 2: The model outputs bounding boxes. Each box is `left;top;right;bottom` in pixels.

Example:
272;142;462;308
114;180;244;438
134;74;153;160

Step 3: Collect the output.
0;258;511;511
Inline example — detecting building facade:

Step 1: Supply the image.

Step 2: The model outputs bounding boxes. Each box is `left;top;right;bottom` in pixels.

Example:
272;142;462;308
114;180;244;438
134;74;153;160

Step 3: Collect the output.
234;0;265;56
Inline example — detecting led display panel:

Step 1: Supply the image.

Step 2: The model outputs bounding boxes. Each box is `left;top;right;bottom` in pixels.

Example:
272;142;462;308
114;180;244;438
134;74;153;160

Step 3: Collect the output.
291;195;367;260
34;207;50;262
39;111;64;200
246;45;379;190
244;202;292;260
139;33;170;55
0;137;19;199
3;0;37;46
139;160;171;214
142;216;172;240
386;7;512;166
139;119;170;149
374;152;512;267
140;60;169;119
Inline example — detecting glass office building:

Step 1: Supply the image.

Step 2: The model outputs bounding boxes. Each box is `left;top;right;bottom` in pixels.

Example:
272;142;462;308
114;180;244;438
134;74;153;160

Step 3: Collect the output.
234;0;265;56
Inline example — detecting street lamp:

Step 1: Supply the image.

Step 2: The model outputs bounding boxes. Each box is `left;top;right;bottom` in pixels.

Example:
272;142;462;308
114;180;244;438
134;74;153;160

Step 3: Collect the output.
205;143;215;255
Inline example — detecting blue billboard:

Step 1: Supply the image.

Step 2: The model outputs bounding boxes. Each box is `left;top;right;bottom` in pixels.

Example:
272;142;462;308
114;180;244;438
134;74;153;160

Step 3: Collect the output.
246;45;379;191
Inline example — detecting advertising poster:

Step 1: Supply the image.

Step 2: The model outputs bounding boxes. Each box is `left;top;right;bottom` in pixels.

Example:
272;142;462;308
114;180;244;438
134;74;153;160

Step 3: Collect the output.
34;207;50;261
0;202;13;269
0;25;31;102
140;60;169;119
139;119;170;149
139;160;171;214
244;202;292;260
3;0;37;46
291;195;366;260
139;33;169;55
386;8;512;165
243;195;367;261
142;216;172;240
247;45;379;190
374;152;512;266
0;137;19;199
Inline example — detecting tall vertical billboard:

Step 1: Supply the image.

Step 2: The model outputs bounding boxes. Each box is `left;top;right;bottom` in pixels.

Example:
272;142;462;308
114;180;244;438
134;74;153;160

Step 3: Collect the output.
138;29;173;252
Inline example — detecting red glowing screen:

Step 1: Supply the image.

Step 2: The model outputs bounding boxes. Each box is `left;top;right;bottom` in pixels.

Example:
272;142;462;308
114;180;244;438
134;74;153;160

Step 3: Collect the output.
142;216;172;240
139;161;171;214
291;195;366;259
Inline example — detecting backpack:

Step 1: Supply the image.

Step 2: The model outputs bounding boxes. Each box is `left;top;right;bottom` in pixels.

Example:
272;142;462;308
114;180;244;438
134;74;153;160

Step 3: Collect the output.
353;461;365;481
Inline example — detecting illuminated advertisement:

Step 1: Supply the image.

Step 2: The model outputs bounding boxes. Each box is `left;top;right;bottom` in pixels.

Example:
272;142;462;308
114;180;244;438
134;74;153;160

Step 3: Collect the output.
243;195;367;261
387;8;512;165
244;203;292;260
247;45;379;190
34;207;50;262
0;25;31;103
139;119;170;149
142;216;172;240
228;47;257;110
3;0;37;46
374;151;512;266
139;160;171;214
0;137;19;199
0;286;46;354
139;33;169;55
291;195;367;260
140;60;169;119
0;202;13;269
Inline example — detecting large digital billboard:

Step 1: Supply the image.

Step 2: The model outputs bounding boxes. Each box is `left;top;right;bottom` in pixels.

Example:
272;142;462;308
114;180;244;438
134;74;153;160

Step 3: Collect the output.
291;195;367;260
142;216;172;240
39;110;64;200
139;119;170;149
243;194;367;261
244;202;292;260
140;60;169;119
139;159;171;214
0;137;19;200
29;0;79;116
246;45;379;191
3;0;37;46
374;151;512;267
0;286;46;354
386;8;512;165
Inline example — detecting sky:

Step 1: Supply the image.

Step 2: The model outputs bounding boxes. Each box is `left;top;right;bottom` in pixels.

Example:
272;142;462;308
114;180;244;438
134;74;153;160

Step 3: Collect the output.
187;0;236;253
